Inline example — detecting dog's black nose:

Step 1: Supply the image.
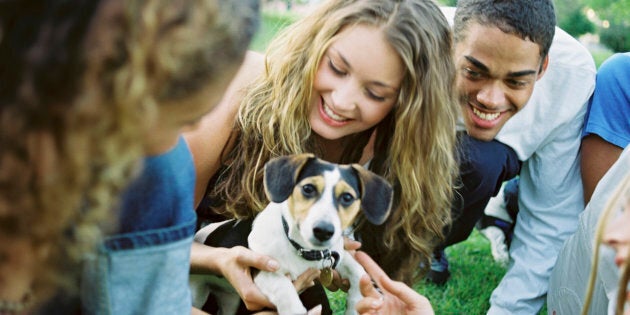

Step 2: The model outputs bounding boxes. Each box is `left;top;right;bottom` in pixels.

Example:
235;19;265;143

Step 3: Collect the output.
313;222;334;242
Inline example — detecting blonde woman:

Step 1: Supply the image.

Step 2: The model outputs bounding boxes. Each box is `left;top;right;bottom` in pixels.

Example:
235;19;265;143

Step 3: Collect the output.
582;151;630;315
186;0;458;312
601;185;630;315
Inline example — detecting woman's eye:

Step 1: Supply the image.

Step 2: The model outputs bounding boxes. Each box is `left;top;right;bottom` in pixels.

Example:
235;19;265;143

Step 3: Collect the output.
339;192;355;206
328;58;346;76
302;184;317;197
366;90;386;102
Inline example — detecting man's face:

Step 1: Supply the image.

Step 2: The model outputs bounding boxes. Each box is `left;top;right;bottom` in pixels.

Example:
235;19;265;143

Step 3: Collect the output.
455;22;548;141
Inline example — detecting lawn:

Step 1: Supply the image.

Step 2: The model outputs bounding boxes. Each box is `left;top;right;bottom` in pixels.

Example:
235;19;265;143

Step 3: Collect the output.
325;230;524;315
251;9;613;314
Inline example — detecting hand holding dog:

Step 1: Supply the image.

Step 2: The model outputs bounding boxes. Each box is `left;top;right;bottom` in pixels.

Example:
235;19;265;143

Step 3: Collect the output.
354;251;434;315
191;242;321;312
216;245;278;310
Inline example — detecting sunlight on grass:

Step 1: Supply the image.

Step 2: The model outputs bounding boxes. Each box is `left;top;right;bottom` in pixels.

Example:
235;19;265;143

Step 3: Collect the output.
326;230;507;314
327;230;547;314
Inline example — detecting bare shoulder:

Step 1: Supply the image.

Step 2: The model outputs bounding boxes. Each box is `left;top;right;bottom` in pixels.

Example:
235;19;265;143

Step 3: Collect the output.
185;50;265;206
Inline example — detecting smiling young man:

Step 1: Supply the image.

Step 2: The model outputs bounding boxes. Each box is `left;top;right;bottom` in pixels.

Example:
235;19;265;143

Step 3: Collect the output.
433;1;597;314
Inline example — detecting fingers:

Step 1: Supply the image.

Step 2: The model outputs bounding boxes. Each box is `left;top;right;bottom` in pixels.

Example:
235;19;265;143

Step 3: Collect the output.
379;279;432;312
358;274;381;299
234;246;280;272
343;237;362;252
224;247;275;310
292;268;320;293
355;274;383;314
238;277;274;310
354;251;388;287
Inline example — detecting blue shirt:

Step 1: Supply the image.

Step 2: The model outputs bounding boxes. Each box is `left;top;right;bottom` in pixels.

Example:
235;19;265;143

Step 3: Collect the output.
582;52;630;148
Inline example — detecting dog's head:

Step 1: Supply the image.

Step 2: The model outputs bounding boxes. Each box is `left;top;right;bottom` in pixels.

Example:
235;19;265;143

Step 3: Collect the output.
263;154;393;249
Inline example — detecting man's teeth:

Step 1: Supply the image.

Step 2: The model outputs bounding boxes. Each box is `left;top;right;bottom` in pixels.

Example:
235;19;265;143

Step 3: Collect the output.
324;104;347;122
472;107;500;121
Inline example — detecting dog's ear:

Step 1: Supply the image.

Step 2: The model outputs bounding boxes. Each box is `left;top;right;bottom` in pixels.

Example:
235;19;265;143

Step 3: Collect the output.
264;154;315;203
351;164;393;225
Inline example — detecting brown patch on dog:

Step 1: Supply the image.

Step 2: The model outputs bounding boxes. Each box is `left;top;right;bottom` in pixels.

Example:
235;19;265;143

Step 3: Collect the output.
286;176;324;224
335;181;361;229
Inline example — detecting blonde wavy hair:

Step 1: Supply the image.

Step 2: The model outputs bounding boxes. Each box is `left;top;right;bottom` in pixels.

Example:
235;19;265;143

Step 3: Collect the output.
583;172;630;315
0;0;258;303
212;0;458;284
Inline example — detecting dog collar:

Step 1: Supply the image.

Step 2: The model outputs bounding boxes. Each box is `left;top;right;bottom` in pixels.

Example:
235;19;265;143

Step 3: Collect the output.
281;216;340;268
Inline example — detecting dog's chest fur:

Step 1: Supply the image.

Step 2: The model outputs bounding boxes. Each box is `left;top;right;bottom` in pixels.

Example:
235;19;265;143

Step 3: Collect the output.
248;201;345;280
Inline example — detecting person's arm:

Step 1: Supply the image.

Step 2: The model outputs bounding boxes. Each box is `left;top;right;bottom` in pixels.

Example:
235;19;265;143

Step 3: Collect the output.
580;53;630;204
354;251;434;315
581;135;623;204
184;50;265;207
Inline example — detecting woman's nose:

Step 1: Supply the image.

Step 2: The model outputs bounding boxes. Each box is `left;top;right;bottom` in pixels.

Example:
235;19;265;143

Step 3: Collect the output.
331;80;358;110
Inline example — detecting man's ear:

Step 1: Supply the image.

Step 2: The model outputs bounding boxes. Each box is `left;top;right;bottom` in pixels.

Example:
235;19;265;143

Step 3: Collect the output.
537;55;549;80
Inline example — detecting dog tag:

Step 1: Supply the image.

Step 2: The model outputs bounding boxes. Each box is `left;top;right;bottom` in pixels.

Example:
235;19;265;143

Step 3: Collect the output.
320;267;333;286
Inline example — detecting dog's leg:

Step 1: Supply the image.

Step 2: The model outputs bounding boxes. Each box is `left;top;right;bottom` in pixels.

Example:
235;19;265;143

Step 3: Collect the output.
255;271;306;315
336;252;367;315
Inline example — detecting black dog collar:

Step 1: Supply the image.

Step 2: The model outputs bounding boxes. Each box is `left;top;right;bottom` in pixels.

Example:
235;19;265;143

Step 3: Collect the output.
281;216;340;269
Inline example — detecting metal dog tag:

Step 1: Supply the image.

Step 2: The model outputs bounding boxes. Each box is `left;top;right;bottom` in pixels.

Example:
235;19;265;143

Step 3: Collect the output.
320;267;333;286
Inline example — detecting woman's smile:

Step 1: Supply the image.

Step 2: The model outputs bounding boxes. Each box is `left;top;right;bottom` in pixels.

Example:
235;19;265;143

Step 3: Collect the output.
319;97;351;126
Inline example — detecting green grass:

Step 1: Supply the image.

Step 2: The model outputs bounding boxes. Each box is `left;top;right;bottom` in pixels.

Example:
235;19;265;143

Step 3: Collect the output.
250;11;299;52
325;230;508;314
326;230;548;314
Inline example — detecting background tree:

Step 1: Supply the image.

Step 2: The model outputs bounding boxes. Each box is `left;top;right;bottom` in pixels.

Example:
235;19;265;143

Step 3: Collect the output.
588;0;630;52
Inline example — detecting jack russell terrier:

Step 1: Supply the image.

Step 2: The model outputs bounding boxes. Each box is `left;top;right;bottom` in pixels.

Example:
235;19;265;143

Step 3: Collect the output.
190;154;393;315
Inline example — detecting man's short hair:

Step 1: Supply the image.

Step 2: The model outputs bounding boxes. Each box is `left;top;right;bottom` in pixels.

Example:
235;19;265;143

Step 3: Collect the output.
453;0;556;59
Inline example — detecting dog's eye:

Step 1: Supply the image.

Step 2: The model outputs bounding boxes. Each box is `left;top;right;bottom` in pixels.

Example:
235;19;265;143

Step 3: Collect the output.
301;184;317;197
338;192;355;207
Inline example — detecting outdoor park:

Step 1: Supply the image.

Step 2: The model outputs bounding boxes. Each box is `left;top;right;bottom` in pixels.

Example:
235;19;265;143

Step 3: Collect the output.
254;0;629;314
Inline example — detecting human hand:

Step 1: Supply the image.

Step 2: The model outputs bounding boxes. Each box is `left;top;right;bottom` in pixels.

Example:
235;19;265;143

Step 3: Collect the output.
324;237;362;292
354;251;434;315
217;246;320;311
217;246;279;310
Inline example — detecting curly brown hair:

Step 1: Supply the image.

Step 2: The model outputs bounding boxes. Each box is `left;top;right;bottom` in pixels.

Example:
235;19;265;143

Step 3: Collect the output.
0;0;259;304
